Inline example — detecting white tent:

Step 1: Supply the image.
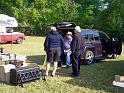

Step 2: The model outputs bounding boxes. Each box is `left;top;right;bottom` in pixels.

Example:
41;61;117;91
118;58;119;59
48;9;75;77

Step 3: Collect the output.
0;14;18;27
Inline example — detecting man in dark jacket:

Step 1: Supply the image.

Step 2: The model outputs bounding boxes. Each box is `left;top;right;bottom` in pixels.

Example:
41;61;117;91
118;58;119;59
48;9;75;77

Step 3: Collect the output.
44;26;64;76
71;26;84;77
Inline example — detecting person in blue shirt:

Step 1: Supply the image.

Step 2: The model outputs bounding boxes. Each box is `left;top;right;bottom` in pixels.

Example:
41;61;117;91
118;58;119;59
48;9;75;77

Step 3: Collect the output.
44;26;64;77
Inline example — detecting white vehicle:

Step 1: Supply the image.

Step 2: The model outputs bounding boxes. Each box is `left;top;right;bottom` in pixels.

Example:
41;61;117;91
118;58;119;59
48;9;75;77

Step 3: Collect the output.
0;14;25;44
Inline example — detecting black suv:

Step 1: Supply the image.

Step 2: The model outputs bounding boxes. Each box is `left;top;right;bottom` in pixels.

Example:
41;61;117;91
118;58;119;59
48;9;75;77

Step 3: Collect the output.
52;22;122;65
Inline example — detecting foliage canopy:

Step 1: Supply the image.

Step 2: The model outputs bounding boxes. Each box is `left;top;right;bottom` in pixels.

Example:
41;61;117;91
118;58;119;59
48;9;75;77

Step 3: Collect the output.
0;0;124;40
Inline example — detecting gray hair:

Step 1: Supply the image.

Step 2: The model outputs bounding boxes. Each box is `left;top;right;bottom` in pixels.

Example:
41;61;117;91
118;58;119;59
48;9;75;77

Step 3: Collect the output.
51;26;57;31
75;26;81;32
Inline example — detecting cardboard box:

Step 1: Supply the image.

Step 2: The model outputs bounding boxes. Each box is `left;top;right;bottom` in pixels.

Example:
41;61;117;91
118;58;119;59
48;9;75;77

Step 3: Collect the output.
115;75;124;82
0;64;15;83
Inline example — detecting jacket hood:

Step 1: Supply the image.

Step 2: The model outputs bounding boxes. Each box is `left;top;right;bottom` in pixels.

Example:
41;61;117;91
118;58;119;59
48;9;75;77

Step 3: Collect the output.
50;31;59;35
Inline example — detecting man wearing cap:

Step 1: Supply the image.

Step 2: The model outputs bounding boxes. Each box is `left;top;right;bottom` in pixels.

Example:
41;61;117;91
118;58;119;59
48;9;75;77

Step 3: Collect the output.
44;26;64;77
71;26;84;77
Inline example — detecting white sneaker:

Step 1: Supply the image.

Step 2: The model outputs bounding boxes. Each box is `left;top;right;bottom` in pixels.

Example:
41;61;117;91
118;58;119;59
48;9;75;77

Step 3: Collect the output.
62;65;66;67
45;73;48;76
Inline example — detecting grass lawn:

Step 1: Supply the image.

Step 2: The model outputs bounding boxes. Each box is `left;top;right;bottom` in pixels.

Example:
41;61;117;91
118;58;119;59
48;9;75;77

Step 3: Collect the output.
0;36;124;93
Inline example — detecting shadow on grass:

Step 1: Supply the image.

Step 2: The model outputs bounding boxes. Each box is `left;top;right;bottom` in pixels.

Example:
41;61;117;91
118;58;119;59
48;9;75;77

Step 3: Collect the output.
57;60;124;93
0;81;12;85
27;55;46;65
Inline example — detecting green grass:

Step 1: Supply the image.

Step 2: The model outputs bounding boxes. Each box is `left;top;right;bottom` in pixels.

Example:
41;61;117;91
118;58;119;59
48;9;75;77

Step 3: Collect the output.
0;36;124;93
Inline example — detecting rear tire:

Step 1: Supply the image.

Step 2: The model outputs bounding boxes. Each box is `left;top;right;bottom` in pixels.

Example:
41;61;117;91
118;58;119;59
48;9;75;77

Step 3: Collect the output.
84;50;94;65
16;38;23;44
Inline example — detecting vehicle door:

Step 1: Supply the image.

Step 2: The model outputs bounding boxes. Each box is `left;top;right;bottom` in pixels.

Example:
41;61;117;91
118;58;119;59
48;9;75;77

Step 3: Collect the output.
3;28;14;42
3;32;13;42
89;31;102;58
109;30;122;55
92;31;102;58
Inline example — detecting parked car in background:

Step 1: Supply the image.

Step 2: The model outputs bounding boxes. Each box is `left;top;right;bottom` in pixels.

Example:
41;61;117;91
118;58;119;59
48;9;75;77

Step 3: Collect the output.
52;22;122;65
0;27;25;44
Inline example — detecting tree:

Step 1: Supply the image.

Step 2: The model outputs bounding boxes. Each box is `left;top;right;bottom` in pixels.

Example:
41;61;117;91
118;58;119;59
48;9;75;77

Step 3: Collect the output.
0;0;124;39
95;0;124;40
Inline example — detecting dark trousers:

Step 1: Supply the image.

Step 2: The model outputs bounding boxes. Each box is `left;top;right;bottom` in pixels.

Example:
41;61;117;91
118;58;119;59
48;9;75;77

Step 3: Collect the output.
71;50;82;76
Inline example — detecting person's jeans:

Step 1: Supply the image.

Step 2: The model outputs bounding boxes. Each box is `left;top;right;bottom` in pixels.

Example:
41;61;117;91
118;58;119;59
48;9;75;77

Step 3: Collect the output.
66;51;71;65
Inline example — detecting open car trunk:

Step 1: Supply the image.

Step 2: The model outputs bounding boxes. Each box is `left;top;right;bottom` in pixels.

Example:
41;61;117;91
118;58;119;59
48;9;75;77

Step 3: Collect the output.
50;22;76;36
